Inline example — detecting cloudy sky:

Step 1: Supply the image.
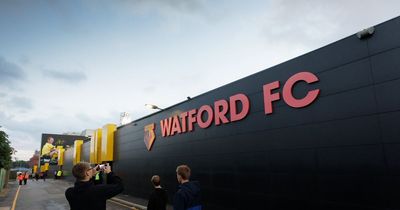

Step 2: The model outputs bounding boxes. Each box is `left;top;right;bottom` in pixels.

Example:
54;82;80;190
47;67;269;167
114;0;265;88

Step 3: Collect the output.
0;0;399;160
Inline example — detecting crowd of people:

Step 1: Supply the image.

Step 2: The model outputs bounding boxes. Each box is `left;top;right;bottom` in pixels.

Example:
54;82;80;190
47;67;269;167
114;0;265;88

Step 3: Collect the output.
17;171;50;185
17;172;29;185
147;165;202;210
37;135;202;209
64;163;202;210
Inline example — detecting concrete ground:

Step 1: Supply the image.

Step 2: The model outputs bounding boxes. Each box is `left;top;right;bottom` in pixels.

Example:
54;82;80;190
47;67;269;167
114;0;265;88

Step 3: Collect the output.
0;181;18;210
0;179;148;210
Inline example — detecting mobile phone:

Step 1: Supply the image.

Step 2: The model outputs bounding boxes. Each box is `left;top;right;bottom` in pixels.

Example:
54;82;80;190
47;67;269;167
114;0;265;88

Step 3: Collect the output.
97;164;105;171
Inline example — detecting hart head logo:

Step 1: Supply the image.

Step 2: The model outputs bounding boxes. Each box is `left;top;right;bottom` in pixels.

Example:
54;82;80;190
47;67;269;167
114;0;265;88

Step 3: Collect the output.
144;123;156;151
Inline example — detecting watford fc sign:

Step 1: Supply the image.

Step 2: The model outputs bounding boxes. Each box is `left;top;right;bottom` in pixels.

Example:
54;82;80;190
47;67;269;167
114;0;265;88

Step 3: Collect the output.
144;71;320;151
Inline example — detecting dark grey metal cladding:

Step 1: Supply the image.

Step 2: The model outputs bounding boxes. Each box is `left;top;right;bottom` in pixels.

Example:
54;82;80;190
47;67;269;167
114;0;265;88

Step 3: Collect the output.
63;147;75;182
113;16;400;209
367;16;400;55
81;142;90;163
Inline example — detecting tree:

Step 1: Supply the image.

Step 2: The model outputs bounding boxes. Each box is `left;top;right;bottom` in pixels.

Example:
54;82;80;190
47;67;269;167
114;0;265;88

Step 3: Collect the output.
0;130;13;169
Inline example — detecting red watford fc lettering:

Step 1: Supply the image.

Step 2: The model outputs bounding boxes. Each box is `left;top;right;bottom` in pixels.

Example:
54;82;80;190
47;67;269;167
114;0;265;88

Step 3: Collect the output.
159;93;251;138
144;71;320;150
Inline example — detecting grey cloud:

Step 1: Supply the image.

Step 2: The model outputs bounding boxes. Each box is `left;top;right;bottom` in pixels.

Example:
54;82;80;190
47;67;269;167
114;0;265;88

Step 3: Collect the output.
0;110;6;121
9;96;33;110
262;2;337;47
147;0;204;12
0;56;25;86
110;0;207;18
42;69;87;83
259;0;400;53
75;112;119;126
75;113;93;123
143;86;156;93
18;55;30;65
118;0;204;12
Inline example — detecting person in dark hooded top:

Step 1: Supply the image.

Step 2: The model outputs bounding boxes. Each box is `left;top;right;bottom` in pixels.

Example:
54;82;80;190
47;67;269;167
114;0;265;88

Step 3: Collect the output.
147;175;168;210
65;162;123;210
173;165;202;210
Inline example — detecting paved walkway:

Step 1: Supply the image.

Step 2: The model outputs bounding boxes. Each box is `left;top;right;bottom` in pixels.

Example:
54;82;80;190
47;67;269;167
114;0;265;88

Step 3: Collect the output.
0;181;19;210
0;179;143;210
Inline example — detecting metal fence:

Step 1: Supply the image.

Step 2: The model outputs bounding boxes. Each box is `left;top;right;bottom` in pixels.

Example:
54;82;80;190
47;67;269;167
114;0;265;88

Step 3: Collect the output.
0;168;6;191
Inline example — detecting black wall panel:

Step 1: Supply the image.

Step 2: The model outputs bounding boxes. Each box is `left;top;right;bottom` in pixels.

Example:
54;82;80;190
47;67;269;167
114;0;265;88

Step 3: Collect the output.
63;148;74;181
370;48;400;83
375;79;400;112
380;111;400;144
368;16;400;55
112;17;400;209
81;143;90;163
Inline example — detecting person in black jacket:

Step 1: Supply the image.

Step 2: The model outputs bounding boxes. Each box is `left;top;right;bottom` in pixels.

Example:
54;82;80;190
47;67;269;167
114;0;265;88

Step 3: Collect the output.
65;162;123;210
173;165;202;210
147;175;168;210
